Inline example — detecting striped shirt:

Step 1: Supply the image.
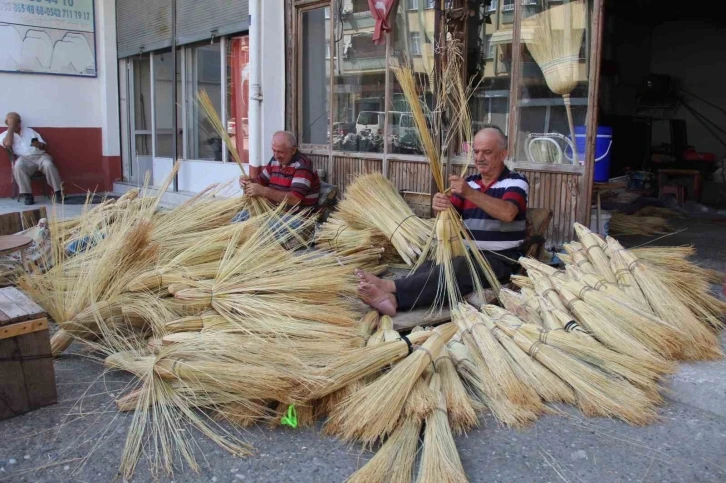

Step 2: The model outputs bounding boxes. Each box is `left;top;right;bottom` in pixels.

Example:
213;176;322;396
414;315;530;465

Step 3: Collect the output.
450;167;528;251
259;152;321;208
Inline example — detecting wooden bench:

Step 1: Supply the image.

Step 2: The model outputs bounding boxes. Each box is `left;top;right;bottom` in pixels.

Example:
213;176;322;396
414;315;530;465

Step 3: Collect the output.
0;286;57;420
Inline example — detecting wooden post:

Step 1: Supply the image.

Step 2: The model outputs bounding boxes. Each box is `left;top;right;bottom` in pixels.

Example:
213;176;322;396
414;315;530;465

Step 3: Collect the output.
580;0;606;227
506;0;524;156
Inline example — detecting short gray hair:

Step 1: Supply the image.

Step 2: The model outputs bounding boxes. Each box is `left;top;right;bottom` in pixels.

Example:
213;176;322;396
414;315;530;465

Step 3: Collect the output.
272;130;297;148
477;125;507;150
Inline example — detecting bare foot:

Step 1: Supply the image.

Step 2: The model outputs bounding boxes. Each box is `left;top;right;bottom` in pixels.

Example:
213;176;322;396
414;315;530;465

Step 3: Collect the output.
355;269;395;293
358;281;398;316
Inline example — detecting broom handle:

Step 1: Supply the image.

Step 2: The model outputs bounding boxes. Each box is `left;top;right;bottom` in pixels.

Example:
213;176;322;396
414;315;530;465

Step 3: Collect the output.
563;94;577;160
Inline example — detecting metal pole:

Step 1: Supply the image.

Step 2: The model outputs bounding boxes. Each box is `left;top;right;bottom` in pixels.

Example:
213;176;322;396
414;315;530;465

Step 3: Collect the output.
171;0;179;191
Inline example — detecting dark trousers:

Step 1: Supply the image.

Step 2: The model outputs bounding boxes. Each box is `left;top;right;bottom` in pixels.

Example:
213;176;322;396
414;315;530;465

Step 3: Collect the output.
394;248;520;311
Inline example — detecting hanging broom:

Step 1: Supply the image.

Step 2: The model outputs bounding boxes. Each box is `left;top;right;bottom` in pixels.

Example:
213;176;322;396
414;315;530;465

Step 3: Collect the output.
523;0;587;148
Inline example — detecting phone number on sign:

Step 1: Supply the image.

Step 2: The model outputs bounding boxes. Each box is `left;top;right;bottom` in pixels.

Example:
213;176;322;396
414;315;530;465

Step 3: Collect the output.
0;2;90;20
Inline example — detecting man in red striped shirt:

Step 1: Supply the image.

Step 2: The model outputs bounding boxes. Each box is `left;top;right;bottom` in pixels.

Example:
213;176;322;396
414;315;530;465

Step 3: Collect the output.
239;131;320;210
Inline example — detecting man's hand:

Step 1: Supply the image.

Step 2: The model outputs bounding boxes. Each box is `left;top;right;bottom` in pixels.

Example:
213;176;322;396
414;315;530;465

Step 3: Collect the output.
432;192;452;213
31;140;40;148
6;117;18;129
449;175;472;198
239;175;251;189
244;182;266;198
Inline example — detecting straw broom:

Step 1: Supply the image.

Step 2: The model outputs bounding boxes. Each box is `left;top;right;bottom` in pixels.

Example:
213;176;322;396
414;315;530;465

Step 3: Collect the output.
448;336;540;428
436;346;479;435
607;237;723;360
553;283;671;366
610;213;672;236
496;322;659;426
514;324;671;399
528;269;570;314
476;308;575;404
523;0;587;146
332;322;458;445
574;223;617;283
415;372;469;483
499;288;543;326
455;305;543;409
609;248;651;308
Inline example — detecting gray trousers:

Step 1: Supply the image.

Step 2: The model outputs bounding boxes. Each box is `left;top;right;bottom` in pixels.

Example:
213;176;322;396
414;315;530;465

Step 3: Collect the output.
14;153;62;194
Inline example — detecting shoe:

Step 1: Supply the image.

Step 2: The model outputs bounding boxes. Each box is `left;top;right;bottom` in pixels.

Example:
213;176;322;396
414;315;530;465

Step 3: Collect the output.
24;194;35;205
54;190;63;201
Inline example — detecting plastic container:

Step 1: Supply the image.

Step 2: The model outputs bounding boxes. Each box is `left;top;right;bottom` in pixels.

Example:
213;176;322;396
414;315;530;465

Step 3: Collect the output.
566;126;613;181
589;208;612;236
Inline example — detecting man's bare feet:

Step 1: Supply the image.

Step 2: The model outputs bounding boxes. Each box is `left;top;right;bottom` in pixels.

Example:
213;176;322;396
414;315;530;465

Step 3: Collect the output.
355;269;396;293
358;281;398;316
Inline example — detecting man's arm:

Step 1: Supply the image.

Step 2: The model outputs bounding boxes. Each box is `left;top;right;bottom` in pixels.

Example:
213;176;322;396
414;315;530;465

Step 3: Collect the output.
449;175;524;222
1;130;13;150
30;129;47;151
244;182;299;206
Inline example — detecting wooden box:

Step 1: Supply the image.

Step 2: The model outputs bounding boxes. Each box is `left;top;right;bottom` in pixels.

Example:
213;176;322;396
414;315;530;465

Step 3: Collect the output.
0;287;57;421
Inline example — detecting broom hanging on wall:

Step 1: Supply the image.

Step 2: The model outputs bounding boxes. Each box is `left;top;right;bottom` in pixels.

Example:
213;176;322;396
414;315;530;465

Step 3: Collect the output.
523;0;587;149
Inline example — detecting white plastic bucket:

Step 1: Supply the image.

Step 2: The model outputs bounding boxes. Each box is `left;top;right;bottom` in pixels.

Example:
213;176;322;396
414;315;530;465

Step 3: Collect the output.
589;208;612;237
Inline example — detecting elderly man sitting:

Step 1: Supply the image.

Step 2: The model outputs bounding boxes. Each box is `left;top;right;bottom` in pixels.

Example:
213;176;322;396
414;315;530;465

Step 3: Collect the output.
234;130;321;225
357;126;528;315
1;112;63;205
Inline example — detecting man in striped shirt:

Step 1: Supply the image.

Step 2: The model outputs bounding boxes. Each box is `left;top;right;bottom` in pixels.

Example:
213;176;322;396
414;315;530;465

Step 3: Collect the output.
358;126;528;315
239;131;320;210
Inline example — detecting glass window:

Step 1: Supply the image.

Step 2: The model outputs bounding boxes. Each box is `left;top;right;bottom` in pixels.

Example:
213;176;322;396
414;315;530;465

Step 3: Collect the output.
187;42;223;161
468;0;512;140
153;50;182;158
301;7;330;145
486;0;499;12
132;56;151;156
227;36;250;164
515;0;591;164
502;0;515;11
331;5;386;152
388;1;436;155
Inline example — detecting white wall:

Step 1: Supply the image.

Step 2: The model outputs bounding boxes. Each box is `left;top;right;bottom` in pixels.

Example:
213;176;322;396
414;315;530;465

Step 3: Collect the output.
260;0;286;160
153;158;244;195
0;0;120;156
650;21;726;159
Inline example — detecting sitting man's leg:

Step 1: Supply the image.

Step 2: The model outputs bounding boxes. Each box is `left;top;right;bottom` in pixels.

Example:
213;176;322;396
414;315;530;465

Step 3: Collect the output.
13;156;38;205
36;154;63;199
357;249;518;315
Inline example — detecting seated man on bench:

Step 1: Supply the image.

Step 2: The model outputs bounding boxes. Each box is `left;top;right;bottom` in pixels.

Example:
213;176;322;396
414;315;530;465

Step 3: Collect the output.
1;112;63;205
357;126;528;315
234;131;322;231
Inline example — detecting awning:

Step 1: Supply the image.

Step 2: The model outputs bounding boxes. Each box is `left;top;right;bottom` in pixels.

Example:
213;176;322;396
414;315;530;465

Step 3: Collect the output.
490;28;535;45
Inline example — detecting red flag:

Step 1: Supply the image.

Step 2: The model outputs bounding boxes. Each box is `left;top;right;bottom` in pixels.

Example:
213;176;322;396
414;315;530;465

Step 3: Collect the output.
368;0;397;44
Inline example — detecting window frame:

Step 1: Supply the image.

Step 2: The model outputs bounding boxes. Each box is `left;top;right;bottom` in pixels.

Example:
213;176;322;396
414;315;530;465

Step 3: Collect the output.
486;0;498;12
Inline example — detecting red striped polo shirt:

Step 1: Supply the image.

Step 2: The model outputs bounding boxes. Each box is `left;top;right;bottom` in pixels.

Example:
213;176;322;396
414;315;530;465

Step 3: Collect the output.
258;152;321;208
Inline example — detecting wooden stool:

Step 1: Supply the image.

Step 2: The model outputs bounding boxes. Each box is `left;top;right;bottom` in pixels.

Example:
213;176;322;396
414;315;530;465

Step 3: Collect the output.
657;169;702;202
660;184;686;204
0;287;57;420
0;235;33;273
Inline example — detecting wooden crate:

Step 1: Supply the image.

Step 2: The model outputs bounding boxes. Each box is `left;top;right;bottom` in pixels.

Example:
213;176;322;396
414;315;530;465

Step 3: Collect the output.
0;287;57;421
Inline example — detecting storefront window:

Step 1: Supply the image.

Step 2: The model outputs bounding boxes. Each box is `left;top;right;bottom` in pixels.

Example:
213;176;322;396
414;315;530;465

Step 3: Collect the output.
515;0;590;164
187;42;223;161
132;56;151;156
388;1;436;156
301;7;330;146
468;0;512;140
153;50;182;158
330;4;386;153
227;36;250;164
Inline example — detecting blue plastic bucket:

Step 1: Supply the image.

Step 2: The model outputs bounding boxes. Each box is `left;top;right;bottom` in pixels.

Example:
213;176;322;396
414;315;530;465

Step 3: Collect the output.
565;126;613;182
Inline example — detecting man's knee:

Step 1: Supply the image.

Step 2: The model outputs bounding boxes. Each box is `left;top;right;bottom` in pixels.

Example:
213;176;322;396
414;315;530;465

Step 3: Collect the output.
13;159;31;176
39;155;56;170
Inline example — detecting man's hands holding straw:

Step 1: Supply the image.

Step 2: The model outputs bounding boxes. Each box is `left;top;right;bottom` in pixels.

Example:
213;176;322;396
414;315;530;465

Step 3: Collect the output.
239;175;266;197
433;175;472;213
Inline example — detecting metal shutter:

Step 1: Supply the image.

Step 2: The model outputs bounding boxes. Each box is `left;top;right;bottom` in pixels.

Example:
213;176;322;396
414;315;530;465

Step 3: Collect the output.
116;0;172;58
176;0;250;46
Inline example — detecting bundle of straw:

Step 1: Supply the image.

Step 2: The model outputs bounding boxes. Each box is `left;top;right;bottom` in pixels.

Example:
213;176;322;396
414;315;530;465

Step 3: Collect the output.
335;173;431;266
610;213;672;236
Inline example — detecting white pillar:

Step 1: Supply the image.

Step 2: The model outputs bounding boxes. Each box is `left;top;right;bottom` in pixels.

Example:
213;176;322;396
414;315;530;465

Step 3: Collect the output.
97;0;120;157
248;0;263;168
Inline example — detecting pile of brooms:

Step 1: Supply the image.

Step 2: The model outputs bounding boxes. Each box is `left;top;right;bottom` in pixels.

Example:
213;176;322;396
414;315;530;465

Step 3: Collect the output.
19;173;725;481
